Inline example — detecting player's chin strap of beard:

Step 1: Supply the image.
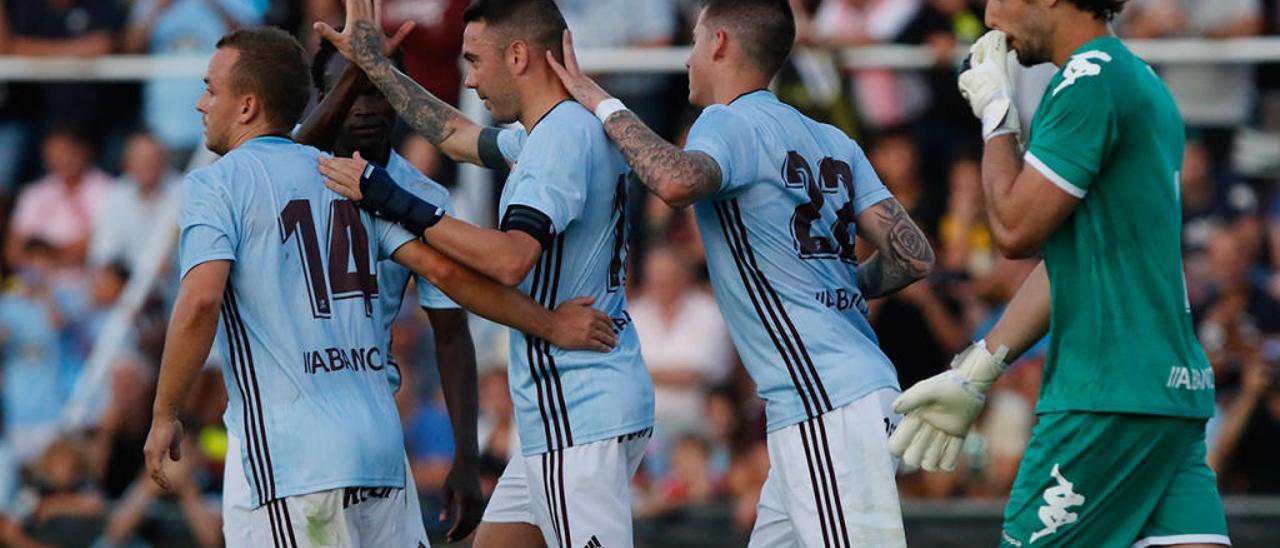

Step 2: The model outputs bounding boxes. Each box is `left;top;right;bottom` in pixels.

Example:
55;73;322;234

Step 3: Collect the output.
357;163;445;235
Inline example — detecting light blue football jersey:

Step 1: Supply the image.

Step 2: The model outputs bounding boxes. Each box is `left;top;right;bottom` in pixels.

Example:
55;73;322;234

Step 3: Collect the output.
683;90;900;432
378;151;458;392
493;101;653;456
178;136;414;506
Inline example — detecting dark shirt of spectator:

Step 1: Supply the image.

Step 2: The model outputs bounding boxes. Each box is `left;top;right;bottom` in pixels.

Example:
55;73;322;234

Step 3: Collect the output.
4;0;132;142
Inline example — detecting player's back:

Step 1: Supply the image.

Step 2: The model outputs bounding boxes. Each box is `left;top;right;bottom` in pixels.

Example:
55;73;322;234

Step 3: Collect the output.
497;101;653;456
179;136;413;506
685;91;900;432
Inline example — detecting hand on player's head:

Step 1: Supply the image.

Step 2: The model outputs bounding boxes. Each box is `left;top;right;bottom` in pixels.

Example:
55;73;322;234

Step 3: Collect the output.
546;30;613;113
314;0;414;69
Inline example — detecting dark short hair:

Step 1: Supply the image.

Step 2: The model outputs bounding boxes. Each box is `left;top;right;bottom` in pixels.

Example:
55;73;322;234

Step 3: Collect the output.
462;0;567;60
1066;0;1127;21
311;30;406;93
215;27;311;133
700;0;796;79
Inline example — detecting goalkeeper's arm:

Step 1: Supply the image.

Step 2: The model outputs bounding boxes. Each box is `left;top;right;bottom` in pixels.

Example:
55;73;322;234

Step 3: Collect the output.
983;260;1051;361
889;261;1049;471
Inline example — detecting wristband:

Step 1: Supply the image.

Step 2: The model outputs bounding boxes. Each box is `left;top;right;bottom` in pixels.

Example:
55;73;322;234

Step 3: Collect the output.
358;163;445;234
594;98;628;123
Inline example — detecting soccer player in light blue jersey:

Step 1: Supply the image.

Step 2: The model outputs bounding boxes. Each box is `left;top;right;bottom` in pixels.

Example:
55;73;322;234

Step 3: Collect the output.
143;26;619;548
316;1;655;546
549;1;936;546
218;34;487;547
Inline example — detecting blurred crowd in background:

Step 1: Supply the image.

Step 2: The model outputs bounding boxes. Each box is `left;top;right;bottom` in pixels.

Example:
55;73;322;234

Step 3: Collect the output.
1;0;1280;546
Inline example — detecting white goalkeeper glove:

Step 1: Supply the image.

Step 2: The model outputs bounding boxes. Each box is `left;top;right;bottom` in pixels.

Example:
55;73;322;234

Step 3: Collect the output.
959;31;1021;142
888;340;1009;472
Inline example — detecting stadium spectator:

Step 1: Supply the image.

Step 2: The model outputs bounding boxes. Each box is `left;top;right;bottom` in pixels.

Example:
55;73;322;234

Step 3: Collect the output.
88;133;182;272
1125;0;1263;165
0;0;132;152
895;0;985;185
99;434;221;547
7;435;106;547
124;0;262;162
631;245;732;438
5;129;111;269
378;0;471;106
558;0;679;135
1194;230;1280;372
637;433;718;517
88;358;154;499
937;152;994;279
811;0;928;130
1210;355;1280;494
0;239;73;465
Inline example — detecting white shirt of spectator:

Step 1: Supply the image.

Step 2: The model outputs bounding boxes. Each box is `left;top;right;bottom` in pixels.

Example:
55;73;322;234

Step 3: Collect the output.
631;288;733;436
89;173;182;271
1125;0;1260;126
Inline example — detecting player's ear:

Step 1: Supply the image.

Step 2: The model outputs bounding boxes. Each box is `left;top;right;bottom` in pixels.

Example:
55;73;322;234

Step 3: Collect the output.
712;29;730;62
238;93;258;125
508;39;529;76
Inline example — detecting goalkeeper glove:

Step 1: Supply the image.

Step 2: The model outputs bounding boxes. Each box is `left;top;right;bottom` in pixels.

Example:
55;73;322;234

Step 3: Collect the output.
959;31;1021;142
887;340;1009;472
358;163;445;235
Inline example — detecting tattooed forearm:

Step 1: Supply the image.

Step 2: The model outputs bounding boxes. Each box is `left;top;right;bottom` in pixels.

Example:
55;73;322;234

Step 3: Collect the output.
348;21;387;70
857;199;935;299
604;111;720;208
361;60;464;147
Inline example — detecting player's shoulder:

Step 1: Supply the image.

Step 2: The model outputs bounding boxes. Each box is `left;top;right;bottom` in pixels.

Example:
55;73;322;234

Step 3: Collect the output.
386;152;450;204
520;100;602;158
535;100;598;136
1047;37;1135;101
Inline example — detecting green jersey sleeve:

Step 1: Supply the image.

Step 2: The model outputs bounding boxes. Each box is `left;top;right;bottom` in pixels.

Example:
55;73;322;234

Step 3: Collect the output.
1025;51;1120;198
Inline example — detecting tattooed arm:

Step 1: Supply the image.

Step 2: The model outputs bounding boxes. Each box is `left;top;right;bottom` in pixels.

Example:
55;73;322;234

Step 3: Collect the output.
855;198;935;299
314;3;495;166
546;29;721;207
604;111;722;208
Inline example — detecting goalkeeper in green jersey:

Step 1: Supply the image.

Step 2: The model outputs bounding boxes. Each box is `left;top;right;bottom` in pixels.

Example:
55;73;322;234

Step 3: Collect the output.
888;1;1230;547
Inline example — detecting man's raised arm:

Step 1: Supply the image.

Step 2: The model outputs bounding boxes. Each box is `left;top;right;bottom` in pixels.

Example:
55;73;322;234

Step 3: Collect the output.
547;31;722;208
314;0;495;166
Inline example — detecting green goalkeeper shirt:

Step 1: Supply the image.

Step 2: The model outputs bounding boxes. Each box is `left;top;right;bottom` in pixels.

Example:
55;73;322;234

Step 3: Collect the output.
1024;36;1214;419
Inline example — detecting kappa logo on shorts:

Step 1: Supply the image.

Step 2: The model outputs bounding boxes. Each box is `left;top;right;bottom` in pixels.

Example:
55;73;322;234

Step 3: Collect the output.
1030;464;1085;544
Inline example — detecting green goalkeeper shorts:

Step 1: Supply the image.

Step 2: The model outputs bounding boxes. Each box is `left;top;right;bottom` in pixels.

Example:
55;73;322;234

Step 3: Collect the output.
998;412;1229;548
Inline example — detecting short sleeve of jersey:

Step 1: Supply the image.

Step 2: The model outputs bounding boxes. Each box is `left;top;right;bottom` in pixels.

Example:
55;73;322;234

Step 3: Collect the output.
504;131;587;234
849;139;893;214
178;171;238;280
372;217;417;262
498;128;527;164
684;106;756;195
1025;65;1118;198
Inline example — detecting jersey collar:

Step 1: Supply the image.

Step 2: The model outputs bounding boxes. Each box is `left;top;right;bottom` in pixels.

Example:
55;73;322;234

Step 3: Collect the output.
728;88;772;105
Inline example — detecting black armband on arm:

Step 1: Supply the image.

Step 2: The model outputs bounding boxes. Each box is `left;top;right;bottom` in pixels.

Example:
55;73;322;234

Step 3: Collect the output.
499;205;555;249
477;127;507;170
358;164;445;234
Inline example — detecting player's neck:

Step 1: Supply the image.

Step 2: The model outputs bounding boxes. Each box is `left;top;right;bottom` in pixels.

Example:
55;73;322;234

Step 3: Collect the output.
228;124;287;152
518;79;572;132
710;74;771;106
1051;18;1113;67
